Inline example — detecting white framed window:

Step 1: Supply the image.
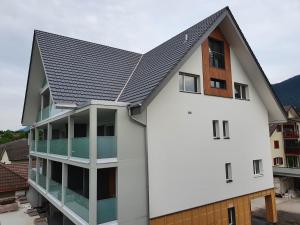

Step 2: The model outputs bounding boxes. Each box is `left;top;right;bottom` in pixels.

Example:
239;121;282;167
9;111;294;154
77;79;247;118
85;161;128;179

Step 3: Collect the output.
223;121;230;139
228;207;236;225
253;159;263;175
179;72;200;93
234;82;249;100
225;163;232;183
212;120;220;139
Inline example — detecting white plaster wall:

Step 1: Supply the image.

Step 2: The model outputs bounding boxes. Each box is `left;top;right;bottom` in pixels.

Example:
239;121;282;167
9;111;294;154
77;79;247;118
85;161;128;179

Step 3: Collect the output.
0;151;11;164
146;45;274;218
270;129;285;167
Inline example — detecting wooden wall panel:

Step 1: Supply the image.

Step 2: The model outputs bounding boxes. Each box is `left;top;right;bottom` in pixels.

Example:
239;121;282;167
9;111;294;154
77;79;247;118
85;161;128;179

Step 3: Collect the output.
201;27;233;98
150;188;277;225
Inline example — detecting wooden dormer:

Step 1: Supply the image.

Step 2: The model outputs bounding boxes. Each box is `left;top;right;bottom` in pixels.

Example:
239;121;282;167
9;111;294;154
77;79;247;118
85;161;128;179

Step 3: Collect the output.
202;27;233;98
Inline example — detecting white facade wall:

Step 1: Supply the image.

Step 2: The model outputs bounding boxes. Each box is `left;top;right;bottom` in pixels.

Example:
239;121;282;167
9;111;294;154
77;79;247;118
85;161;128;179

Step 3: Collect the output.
146;45;274;218
270;129;286;167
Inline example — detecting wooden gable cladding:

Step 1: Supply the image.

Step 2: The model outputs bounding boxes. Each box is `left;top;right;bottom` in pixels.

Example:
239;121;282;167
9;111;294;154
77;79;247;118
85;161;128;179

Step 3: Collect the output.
150;188;277;225
201;27;233;98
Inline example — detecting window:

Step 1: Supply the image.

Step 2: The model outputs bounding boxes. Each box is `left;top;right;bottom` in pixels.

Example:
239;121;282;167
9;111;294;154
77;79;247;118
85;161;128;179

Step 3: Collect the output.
210;78;226;89
179;72;200;93
234;83;249;100
274;140;279;149
208;38;225;69
228;207;236;225
273;157;283;166
225;163;232;183
223;121;230;139
276;125;282;132
213;120;220;139
253;159;263;175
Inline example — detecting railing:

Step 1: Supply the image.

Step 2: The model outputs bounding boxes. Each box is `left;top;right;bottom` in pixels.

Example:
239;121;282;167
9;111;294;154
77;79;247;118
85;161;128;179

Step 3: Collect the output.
37;104;65;122
72;137;89;159
38;174;46;189
283;131;299;139
50;139;68;156
65;188;89;222
42;105;50;120
97;198;117;224
37;140;47;153
49;179;62;201
30;169;36;181
97;136;117;159
31;141;35;152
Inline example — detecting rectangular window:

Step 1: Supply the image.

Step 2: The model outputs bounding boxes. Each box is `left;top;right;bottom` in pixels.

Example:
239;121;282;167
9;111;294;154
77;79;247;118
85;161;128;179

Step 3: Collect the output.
274;157;283;166
213;120;220;139
179;72;200;93
209;38;225;69
276;125;282;132
234;83;249;100
210;78;226;89
253;159;263;175
225;163;232;183
223;121;230;139
274;140;279;149
228;207;236;225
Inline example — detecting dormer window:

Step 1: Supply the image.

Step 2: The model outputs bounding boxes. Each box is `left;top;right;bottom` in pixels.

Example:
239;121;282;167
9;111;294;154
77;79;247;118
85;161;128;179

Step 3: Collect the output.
208;38;225;69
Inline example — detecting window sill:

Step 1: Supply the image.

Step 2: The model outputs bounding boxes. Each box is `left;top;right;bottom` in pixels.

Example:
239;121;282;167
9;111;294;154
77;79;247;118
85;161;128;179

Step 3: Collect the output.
224;137;230;139
213;137;220;140
179;90;201;94
226;179;233;183
235;97;250;101
253;174;264;178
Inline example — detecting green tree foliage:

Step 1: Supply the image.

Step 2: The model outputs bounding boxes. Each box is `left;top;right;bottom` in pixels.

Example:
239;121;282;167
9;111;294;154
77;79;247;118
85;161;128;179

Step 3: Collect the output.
0;130;28;144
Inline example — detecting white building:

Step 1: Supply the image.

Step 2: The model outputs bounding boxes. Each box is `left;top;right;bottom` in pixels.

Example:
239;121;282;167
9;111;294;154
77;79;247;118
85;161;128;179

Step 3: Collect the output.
22;7;286;225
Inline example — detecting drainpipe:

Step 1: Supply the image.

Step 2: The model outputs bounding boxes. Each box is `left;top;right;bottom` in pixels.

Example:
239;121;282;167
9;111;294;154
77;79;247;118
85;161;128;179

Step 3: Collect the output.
127;105;150;225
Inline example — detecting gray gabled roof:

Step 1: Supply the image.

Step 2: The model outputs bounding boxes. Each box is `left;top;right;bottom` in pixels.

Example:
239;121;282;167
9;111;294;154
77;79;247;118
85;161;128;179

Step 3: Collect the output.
35;30;142;105
118;7;227;103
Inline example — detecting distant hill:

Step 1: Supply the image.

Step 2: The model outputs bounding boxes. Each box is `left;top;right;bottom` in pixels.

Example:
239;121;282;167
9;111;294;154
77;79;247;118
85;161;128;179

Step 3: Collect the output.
273;75;300;109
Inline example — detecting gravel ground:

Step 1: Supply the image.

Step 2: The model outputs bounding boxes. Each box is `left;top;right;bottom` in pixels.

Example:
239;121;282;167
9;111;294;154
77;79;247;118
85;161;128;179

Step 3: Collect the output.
252;197;300;225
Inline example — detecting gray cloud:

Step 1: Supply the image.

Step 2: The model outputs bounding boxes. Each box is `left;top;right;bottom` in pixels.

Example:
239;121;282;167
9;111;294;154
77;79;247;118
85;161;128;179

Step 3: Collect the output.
0;0;299;130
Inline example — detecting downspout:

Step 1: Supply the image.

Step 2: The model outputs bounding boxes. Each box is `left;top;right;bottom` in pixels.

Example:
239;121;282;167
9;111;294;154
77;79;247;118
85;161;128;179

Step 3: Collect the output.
127;105;150;225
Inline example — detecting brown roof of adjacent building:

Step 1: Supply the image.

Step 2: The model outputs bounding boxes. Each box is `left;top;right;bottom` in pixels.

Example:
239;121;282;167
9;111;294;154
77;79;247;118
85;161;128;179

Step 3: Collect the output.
0;139;29;162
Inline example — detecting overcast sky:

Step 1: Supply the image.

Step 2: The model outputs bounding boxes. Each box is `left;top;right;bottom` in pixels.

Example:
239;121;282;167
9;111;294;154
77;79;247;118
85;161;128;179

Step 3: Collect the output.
0;0;299;130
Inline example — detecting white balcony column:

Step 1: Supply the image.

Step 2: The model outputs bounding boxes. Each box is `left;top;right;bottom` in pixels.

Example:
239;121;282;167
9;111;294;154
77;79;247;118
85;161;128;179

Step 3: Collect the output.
36;157;40;184
47;123;52;154
41;94;44;119
67;116;74;159
28;129;32;149
89;106;97;225
46;159;51;191
62;163;68;205
35;127;38;152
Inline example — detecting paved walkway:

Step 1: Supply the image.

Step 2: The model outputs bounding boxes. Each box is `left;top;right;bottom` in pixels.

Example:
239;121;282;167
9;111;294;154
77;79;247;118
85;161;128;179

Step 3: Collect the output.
0;202;38;225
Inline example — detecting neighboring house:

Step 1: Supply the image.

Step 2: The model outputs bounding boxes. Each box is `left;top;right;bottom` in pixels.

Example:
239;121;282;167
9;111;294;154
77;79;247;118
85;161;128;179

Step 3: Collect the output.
22;7;286;225
270;105;300;196
0;138;29;164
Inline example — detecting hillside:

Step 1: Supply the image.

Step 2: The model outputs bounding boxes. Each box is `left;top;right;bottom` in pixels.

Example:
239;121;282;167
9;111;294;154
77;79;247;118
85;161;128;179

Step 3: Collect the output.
273;75;300;108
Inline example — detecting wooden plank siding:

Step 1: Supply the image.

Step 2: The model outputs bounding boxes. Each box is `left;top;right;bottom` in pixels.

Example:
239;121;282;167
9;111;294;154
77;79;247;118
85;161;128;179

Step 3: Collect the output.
201;27;233;98
150;188;277;225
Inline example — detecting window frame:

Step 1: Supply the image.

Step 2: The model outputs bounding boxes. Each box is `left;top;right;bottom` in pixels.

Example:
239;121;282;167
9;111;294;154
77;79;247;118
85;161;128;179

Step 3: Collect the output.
223;120;230;139
212;120;220;139
228;207;236;225
253;159;263;176
208;38;225;69
225;163;233;183
210;78;227;89
274;140;279;149
234;82;249;100
179;72;201;94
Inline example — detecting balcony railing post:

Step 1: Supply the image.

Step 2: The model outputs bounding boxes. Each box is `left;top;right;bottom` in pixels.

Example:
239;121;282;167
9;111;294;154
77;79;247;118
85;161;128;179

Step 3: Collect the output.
36;157;40;184
47;123;52;154
46;159;51;192
62;163;68;205
68;116;74;159
89;106;97;225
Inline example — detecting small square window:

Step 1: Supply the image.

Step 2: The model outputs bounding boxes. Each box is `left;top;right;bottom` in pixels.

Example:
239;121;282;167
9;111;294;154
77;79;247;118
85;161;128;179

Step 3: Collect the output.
253;159;263;175
274;140;279;149
225;163;232;183
213;120;220;139
211;78;226;89
223;121;230;139
273;157;283;166
234;83;249;100
179;72;200;93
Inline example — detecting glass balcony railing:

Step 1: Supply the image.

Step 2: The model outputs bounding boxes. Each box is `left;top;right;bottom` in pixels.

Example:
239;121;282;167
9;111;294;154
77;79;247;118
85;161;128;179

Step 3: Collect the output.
65;188;89;222
50;139;68;156
31;141;35;152
72;137;89;159
49;179;62;201
30;169;36;181
97;137;117;159
97;198;117;224
37;140;47;153
38;174;46;189
42;105;50;120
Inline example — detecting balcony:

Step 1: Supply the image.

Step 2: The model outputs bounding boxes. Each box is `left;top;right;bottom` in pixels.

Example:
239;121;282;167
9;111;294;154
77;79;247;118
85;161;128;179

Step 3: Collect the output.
30;169;36;181
97;198;117;224
283;131;299;139
97;136;117;159
50;138;68;156
72;137;89;159
37;140;47;153
38;174;46;190
49;179;62;201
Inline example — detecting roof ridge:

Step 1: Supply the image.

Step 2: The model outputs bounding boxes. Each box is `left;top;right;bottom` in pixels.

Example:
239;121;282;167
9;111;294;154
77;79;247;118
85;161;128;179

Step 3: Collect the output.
115;54;144;102
34;29;142;56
